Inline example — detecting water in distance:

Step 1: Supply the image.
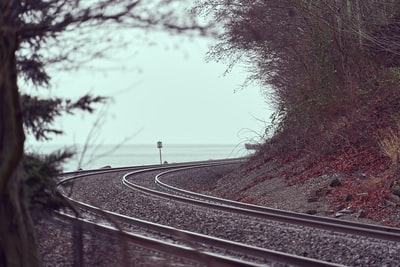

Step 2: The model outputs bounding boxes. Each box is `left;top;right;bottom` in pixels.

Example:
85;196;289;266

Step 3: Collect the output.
27;143;252;172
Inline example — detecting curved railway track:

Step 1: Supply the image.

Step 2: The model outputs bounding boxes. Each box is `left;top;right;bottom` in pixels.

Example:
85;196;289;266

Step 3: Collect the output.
55;159;400;266
153;166;400;242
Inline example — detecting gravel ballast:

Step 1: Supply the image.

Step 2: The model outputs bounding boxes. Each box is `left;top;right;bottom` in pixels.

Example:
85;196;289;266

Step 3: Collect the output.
38;164;400;266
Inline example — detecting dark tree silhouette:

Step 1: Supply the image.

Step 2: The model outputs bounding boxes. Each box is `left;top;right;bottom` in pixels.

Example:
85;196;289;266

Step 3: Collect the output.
0;1;208;266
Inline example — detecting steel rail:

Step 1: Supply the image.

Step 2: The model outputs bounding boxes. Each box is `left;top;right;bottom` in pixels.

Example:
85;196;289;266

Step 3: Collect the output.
123;164;400;242
157;166;400;240
59;158;245;177
57;159;244;190
56;161;342;267
56;162;264;267
56;212;261;267
56;198;341;267
55;159;243;200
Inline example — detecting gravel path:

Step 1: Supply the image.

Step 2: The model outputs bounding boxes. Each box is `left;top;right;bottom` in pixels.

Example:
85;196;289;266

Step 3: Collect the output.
36;164;400;266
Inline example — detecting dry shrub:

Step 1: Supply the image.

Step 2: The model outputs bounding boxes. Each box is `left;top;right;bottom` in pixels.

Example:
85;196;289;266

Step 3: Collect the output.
379;124;400;168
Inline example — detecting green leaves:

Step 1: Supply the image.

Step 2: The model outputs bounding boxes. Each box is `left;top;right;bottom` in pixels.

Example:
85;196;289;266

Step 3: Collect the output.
21;93;108;140
66;94;108;114
23;150;74;213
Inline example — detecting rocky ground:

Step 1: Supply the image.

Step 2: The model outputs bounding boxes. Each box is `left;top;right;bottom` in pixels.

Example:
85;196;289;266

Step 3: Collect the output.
198;166;378;225
191;153;400;228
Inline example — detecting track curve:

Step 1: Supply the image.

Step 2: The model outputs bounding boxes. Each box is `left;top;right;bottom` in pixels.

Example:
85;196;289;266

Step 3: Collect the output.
55;160;400;266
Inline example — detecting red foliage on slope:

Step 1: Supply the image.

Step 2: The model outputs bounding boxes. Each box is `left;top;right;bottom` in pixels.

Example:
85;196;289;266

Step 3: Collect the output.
245;125;400;226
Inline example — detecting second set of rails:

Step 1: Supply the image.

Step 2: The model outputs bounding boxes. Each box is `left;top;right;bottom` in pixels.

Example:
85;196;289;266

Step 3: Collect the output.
56;159;400;266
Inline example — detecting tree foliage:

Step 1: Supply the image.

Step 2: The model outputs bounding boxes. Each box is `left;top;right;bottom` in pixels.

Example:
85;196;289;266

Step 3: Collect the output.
21;94;107;140
23;150;73;215
194;0;400;152
0;1;209;266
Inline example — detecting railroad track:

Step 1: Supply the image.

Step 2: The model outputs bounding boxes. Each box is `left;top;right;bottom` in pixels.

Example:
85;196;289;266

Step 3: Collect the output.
55;159;400;266
152;166;400;242
58;160;282;266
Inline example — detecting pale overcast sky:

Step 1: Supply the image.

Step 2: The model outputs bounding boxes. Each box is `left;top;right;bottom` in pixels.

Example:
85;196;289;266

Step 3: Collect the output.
25;32;273;148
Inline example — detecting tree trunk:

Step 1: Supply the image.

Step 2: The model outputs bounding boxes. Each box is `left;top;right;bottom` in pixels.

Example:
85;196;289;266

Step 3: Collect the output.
0;167;41;267
0;27;41;267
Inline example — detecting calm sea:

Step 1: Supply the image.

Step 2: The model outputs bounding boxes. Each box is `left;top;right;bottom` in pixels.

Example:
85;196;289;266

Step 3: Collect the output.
26;144;252;172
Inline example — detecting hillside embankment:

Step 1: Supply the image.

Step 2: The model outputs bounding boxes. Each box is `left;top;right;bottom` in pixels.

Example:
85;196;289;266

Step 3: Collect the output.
190;0;400;227
201;143;400;227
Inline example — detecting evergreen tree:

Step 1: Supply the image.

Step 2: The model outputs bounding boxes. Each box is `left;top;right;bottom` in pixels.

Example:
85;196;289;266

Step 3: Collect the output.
0;1;207;266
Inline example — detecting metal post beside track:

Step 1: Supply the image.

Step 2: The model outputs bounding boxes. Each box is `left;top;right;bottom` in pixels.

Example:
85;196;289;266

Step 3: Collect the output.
157;141;163;164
